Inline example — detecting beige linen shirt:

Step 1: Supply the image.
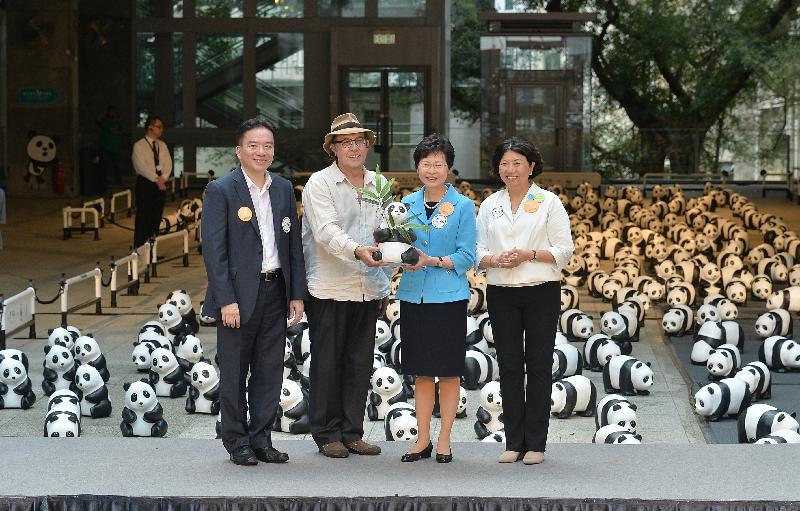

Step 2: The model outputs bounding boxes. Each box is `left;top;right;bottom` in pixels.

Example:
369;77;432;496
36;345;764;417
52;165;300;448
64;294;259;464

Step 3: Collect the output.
301;162;390;301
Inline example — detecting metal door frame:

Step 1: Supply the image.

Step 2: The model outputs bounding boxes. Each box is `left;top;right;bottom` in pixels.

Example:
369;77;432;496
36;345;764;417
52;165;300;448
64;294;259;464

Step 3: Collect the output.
505;80;568;171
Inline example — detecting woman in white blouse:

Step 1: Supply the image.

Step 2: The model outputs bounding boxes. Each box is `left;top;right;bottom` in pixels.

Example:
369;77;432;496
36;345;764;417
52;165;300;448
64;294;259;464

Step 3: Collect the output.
476;138;574;465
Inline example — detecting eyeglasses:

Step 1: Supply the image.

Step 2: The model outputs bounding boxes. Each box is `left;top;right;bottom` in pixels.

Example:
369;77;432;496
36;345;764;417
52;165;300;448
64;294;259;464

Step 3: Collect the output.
498;160;528;169
418;162;447;171
335;138;367;149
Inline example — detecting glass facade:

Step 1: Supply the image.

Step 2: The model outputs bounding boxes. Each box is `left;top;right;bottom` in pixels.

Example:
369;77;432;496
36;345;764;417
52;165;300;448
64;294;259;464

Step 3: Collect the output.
378;0;425;17
196;0;243;17
257;0;303;17
135;32;183;128
196;34;244;128
317;0;365;16
255;34;304;129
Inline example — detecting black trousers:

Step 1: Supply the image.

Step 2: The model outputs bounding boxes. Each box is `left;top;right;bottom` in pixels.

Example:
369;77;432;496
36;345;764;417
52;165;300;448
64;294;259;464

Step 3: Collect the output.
487;281;560;452
134;175;166;248
307;296;378;447
217;274;286;454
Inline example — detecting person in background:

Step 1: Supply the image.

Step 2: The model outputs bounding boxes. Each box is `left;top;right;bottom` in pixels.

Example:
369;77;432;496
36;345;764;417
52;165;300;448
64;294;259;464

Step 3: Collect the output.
97;105;125;188
131;116;172;248
476;137;574;465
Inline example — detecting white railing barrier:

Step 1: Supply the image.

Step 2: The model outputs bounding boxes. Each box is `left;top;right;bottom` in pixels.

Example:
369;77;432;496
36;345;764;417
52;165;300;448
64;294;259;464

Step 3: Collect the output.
0;286;36;349
82;197;106;228
136;242;152;284
110;251;140;307
151;229;189;277
62;206;100;240
60;267;102;326
110;190;133;221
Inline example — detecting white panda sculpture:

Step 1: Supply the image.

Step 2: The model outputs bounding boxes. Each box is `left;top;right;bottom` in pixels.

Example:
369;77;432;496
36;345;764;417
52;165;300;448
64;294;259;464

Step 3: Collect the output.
695;304;721;326
754;429;800;444
148;347;188;398
758;336;800;372
384;402;418;442
599;308;638;355
73;335;110;383
559;308;594;342
41;345;78;396
737;403;800;443
693;378;751;421
481;430;507;443
120;380;168;437
550;375;596;419
185;361;220;415
174;334;209;376
583;334;621;372
733;361;772;401
157;302;189;342
560;285;580;312
47;326;77;353
474;380;504;439
602;355;654;396
44;410;81;438
166;289;200;335
477;312;494;345
131;341;157;373
552;343;583;381
367;366;408;421
47;389;80;416
74;365;112;418
0;348;29;372
595;394;637;432
755;309;793;339
691;321;744;365
371;202;420;265
751;275;773;300
766;286;800;311
661;305;694;336
463;349;497;390
593;424;642;444
706;344;742;380
0;358;37;409
273;378;309;433
374;319;394;354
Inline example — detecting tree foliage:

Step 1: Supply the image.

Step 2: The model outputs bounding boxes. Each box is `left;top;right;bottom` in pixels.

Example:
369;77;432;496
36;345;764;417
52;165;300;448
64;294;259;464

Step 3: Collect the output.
451;0;495;120
526;0;800;174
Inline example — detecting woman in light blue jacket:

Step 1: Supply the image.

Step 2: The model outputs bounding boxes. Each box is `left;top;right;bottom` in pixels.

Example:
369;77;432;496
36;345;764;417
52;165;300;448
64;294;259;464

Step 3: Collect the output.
395;133;476;464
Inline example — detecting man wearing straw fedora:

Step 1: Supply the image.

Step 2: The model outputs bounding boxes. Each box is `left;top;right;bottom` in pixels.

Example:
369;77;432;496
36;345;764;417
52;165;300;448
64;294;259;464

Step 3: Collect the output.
302;113;389;458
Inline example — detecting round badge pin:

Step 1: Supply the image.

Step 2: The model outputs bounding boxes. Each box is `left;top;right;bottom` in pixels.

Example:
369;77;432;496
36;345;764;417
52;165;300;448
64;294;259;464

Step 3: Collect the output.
534;193;545;203
432;213;447;229
438;201;455;217
492;207;503;218
524;200;540;213
238;206;253;222
281;217;291;233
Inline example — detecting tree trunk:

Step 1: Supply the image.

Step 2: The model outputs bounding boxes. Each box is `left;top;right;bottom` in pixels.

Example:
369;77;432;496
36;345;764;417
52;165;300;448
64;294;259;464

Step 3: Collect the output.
637;129;668;174
667;129;706;174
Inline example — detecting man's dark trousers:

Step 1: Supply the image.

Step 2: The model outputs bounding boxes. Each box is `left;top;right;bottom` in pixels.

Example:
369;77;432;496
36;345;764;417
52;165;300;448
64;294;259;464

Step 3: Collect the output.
134;175;165;248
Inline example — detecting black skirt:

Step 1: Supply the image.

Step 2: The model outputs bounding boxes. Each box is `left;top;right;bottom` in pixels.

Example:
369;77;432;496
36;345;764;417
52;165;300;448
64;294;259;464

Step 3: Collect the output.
399;299;467;377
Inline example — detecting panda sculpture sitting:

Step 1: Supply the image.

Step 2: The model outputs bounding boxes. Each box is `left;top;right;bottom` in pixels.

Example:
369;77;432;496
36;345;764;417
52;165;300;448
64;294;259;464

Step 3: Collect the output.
120;380;168;437
186;362;220;415
367;366;408;421
74;365;112;418
273;378;310;434
0;358;37;409
371;202;421;265
474;380;504;439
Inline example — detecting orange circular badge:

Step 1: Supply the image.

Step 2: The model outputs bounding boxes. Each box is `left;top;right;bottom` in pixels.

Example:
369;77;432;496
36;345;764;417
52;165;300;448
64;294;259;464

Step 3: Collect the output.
438;201;455;217
524;200;539;213
238;206;253;222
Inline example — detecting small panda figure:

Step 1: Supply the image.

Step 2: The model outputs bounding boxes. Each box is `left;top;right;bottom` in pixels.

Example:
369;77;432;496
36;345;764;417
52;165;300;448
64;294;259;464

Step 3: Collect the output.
367;366;408;421
284;339;304;382
661;305;694;336
705;296;738;321
139;320;166;337
44;410;81;438
433;381;468;419
695;304;721;326
374;319;394;354
755;309;793;339
481;430;507;443
0;348;29;372
185;361;220;415
751;275;773;300
47;326;77;353
0;358;37;409
560;285;580;313
131;341;157;373
733;361;772;401
462;349;497;390
384;402;418;442
465;316;489;353
754;429;800;444
474;380;504;439
706;344;742;380
47;389;80;416
148;347;188;398
592;424;642;444
595;394;637;432
550;375;596;419
603;355;654;396
273;378;309;433
766;287;800;311
120;381;168;437
583;334;621;372
694;378;751;421
41;345;78;396
691;320;744;365
174;334;209;375
552;343;583;381
74;365;112;418
477;312;493;345
166;289;199;335
724;279;748;305
559;308;594;342
737;403;800;443
73;335;110;383
758;336;800;372
600;308;639;355
372;201;420;264
157;302;189;342
666;282;696;307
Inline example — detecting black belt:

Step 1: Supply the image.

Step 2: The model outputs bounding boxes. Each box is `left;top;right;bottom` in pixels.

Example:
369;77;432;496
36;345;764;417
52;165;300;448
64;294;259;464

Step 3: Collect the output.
260;269;281;282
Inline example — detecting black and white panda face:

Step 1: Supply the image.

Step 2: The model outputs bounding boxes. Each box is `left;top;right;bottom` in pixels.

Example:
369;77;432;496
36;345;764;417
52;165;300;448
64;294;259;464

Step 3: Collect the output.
151;347;178;373
695;304;720;326
46;346;74;371
75;365;103;392
48;327;75;351
190;362;217;389
157;303;182;328
707;350;732;376
27;134;57;164
631;362;654;389
167;290;192;315
481;381;502;411
371;367;400;394
0;359;25;383
725;281;747;304
45;410;79;438
278;378;303;408
601;311;625;337
384;202;409;226
132;343;155;369
125;381;157;410
375;319;391;345
73;336;100;362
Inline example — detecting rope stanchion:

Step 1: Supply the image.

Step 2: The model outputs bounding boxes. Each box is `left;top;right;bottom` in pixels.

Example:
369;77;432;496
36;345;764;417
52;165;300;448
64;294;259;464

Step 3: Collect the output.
82;197;106;228
0;284;37;350
35;280;65;305
62;205;100;240
151;229;190;277
109;189;133;222
110;250;141;307
60;265;103;326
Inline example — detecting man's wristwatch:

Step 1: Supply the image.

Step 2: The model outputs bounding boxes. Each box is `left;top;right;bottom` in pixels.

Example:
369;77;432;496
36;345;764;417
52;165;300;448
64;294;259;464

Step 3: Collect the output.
437;256;444;267
532;250;537;261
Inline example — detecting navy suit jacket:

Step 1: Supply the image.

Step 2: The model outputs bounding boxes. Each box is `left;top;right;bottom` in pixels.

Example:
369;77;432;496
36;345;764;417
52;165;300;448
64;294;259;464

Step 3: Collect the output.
201;167;308;324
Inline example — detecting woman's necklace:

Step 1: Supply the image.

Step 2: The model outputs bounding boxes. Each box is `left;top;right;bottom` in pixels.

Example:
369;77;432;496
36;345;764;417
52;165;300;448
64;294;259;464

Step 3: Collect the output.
424;187;446;210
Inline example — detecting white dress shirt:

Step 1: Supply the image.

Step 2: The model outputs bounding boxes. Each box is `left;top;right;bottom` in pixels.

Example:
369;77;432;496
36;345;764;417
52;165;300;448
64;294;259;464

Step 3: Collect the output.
301;162;390;301
476;181;574;287
131;136;173;183
242;170;281;273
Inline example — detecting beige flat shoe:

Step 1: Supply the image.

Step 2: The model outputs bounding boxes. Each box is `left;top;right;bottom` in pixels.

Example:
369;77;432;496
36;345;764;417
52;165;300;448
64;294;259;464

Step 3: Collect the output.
523;451;544;465
498;450;522;463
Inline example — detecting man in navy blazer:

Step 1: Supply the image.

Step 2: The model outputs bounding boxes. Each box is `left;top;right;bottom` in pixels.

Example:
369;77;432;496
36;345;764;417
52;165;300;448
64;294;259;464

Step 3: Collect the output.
201;118;307;466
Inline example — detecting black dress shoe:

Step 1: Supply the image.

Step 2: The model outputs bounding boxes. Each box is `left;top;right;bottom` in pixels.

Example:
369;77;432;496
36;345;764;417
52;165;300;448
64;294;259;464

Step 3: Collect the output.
230;446;258;466
401;441;433;462
436;450;453;464
253;446;289;464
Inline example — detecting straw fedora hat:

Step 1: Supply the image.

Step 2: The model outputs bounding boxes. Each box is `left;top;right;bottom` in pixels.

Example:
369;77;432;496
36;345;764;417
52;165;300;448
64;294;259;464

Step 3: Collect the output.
322;113;376;155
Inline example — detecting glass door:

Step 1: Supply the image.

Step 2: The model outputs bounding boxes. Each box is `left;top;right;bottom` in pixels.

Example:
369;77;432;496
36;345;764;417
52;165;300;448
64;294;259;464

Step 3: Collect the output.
343;67;428;172
507;83;566;171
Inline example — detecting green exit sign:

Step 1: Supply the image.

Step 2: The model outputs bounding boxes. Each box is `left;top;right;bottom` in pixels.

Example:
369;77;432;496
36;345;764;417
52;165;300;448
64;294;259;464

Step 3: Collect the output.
18;87;61;105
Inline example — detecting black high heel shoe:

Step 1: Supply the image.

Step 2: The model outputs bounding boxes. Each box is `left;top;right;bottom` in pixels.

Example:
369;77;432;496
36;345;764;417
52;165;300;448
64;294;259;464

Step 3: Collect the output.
436;449;453;464
401;441;433;462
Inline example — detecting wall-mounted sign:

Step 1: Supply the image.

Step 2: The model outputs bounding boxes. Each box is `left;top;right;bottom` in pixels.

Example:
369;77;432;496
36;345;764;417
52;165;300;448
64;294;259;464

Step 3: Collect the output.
373;30;396;45
18;87;61;105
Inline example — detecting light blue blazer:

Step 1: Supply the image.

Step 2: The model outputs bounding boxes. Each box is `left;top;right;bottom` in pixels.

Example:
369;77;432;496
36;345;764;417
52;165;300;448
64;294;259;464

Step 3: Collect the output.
396;184;476;304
